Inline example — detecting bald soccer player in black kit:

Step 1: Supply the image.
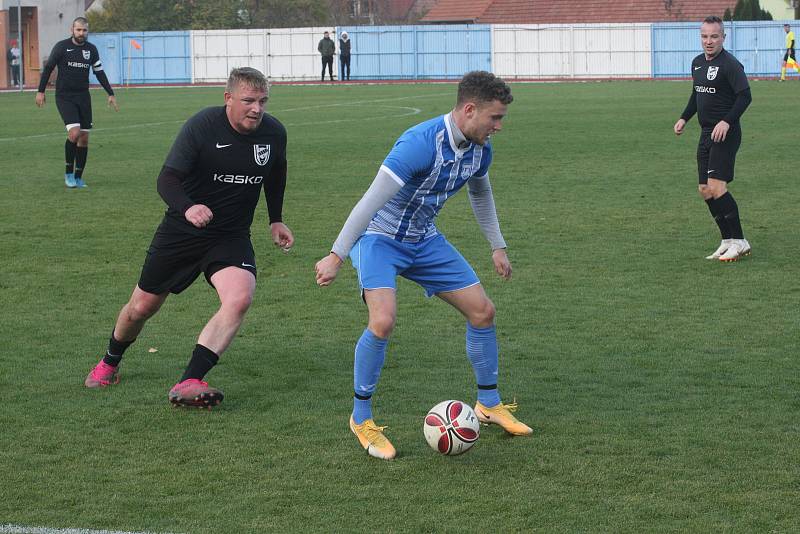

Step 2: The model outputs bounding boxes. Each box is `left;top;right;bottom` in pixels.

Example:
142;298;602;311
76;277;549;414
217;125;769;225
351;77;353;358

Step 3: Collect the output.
36;17;118;189
84;67;295;408
674;15;752;262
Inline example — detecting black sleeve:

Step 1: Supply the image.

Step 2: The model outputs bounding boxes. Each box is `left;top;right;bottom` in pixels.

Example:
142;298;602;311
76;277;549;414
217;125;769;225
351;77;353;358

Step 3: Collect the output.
164;116;203;174
37;43;61;92
263;155;287;224
157;165;194;215
94;69;114;96
91;46;114;95
680;89;697;122
723;88;752;124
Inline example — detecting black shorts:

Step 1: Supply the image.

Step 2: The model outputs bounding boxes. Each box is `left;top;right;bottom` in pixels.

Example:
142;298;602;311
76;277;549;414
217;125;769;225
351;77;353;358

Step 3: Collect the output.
138;229;257;295
56;92;93;130
784;49;796;62
696;126;741;184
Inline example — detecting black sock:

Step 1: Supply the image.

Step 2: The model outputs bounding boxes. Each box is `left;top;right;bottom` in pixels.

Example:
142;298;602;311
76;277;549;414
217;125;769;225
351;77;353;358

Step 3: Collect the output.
74;146;88;179
104;333;135;366
180;344;219;382
65;140;77;174
705;198;732;239
715;192;744;239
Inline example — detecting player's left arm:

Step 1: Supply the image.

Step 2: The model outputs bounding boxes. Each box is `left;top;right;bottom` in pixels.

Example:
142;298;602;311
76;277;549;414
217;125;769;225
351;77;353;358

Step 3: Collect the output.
713;65;752;142
467;173;511;280
264;150;293;252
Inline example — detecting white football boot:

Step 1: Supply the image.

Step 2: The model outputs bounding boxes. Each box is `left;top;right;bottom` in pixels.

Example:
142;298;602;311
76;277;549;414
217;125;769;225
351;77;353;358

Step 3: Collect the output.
719;239;752;262
705;239;733;260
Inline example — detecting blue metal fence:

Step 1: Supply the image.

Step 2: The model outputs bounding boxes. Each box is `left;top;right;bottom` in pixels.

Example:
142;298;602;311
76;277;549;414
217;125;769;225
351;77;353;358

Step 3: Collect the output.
89;31;191;85
336;24;491;80
652;20;793;78
84;21;794;84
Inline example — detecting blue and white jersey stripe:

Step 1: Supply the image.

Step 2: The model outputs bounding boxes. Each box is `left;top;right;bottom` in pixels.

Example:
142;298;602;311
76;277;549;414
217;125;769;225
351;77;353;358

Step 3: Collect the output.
367;113;493;242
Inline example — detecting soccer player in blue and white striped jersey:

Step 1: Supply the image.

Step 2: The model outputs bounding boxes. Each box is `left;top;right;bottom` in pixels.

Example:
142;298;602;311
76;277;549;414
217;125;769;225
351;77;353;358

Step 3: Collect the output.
315;71;532;460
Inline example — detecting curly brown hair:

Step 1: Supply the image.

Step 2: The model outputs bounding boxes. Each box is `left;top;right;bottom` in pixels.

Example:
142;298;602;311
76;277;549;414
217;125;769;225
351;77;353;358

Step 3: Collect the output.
456;71;513;107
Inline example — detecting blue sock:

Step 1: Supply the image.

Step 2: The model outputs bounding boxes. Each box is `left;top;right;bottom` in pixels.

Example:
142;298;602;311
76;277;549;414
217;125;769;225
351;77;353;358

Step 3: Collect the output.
352;328;388;424
466;323;501;407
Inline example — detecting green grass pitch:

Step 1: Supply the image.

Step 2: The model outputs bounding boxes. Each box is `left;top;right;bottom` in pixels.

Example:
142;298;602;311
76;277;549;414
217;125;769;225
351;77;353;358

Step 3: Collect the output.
0;80;798;533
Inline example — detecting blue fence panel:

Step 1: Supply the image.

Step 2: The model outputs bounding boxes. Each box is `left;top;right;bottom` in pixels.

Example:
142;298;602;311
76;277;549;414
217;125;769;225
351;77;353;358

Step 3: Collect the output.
653;20;793;78
88;33;123;85
89;31;190;85
121;31;191;84
337;24;490;80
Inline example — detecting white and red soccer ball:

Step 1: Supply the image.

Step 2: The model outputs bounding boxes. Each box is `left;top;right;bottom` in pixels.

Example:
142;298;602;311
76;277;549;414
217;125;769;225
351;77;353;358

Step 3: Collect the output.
423;400;480;455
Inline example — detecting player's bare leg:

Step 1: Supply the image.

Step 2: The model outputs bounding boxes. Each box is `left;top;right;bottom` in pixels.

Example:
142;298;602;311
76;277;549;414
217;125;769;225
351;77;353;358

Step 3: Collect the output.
169;266;255;408
85;286;168;388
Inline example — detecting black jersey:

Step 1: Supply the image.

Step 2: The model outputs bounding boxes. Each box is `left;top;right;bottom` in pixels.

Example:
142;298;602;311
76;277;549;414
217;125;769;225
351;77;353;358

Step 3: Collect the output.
687;49;749;129
37;38;111;95
161;106;288;238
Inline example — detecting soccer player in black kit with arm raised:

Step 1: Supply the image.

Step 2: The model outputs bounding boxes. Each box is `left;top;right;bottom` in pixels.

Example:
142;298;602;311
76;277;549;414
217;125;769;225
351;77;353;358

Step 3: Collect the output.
35;17;118;189
85;67;294;408
674;15;752;262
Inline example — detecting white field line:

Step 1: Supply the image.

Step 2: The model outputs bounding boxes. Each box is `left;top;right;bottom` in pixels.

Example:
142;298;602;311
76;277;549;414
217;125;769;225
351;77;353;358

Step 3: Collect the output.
0;92;449;143
0;525;184;534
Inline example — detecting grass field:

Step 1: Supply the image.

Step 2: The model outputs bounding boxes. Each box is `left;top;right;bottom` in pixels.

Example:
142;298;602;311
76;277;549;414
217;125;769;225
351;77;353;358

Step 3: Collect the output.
1;80;798;533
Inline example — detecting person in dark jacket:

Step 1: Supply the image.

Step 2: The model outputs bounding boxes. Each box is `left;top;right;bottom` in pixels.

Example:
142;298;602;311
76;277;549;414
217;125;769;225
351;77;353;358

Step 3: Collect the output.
318;31;335;81
339;31;351;81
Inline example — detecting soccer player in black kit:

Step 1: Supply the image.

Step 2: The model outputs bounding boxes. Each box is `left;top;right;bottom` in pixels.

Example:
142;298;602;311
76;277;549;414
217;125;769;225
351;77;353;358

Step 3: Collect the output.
35;17;118;189
674;15;752;262
85;67;294;408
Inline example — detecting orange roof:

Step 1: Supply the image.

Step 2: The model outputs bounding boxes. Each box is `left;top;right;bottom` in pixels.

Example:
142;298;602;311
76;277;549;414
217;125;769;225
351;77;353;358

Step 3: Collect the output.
421;0;738;24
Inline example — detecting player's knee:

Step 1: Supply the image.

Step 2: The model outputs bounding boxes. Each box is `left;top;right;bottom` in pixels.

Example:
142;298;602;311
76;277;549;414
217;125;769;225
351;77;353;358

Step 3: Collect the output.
67;129;81;143
128;299;160;322
697;185;713;199
368;313;396;339
224;291;253;317
469;299;496;328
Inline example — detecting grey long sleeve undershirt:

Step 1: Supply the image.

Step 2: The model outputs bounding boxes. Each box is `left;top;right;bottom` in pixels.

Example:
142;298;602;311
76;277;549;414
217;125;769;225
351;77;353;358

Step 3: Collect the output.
467;176;507;250
331;168;507;260
331;169;402;260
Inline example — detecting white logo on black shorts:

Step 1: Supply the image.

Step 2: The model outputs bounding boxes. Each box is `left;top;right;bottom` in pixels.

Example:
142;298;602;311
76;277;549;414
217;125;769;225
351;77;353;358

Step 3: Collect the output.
707;66;719;80
254;144;270;166
82;49;91;60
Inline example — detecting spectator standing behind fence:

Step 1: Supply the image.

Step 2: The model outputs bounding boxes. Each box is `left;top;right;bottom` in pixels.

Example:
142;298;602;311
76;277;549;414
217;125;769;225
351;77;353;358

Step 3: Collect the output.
7;39;20;87
339;31;351;81
318;31;335;81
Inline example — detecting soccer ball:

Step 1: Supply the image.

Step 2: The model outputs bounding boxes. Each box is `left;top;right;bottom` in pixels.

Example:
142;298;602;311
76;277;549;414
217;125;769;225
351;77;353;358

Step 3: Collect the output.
423;400;480;455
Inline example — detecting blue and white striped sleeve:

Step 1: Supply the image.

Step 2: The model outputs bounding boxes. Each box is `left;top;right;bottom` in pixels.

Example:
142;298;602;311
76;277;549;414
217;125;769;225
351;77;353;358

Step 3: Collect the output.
380;130;434;185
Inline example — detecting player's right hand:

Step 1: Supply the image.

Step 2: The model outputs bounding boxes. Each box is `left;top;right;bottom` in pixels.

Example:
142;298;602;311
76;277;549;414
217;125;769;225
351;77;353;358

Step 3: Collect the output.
184;204;213;228
673;118;686;135
315;253;343;286
35;92;46;108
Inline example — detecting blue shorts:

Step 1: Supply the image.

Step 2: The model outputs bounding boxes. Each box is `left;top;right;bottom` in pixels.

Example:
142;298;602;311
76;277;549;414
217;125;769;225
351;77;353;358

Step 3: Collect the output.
349;233;480;297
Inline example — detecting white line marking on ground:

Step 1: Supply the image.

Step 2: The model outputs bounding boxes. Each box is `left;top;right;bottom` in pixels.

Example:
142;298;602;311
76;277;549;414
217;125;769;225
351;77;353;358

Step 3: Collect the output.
0;93;445;143
0;525;184;534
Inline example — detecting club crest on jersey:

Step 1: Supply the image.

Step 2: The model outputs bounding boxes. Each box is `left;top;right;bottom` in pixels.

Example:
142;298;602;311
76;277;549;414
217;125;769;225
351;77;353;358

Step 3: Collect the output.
707;66;719;80
460;165;473;178
253;144;270;166
82;49;91;60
